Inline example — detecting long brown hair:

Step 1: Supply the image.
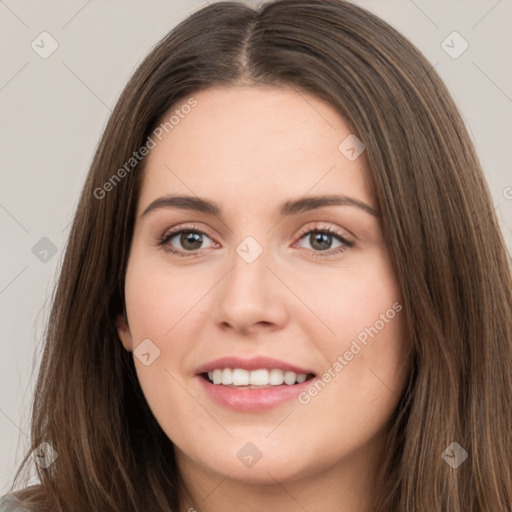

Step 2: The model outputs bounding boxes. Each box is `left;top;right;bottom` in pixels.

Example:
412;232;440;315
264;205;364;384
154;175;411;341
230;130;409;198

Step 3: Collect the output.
7;1;512;510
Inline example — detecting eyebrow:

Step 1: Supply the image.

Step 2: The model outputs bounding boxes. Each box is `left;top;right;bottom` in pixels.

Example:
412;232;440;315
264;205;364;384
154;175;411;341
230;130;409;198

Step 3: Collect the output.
141;193;380;218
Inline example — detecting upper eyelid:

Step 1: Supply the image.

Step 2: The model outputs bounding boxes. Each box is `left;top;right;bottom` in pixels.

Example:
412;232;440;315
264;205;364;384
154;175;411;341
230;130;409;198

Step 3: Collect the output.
162;223;215;241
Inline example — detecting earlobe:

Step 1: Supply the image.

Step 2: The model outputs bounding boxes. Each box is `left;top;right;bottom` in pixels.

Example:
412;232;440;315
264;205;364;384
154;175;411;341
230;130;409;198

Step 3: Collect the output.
116;313;133;352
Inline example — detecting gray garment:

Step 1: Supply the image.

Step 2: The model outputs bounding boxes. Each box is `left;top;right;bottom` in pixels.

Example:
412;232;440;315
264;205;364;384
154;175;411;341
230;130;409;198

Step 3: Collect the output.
0;494;31;512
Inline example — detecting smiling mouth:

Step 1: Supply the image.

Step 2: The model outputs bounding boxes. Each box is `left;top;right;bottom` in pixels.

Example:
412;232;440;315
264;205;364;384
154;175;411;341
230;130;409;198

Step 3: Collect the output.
200;368;316;389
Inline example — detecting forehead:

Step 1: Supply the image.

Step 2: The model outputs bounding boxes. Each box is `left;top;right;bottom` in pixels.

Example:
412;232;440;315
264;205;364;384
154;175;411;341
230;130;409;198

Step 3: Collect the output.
137;85;373;215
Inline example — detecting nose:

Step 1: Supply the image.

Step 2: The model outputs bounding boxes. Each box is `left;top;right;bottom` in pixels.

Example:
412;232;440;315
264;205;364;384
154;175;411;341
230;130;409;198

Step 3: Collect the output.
211;243;289;336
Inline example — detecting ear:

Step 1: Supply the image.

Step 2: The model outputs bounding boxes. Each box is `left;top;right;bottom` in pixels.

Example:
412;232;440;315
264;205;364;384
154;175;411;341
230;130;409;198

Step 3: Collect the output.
116;313;133;351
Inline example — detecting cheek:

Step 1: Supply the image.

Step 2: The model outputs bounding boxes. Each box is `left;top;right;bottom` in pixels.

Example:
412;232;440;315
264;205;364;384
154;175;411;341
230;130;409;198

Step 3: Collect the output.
123;252;201;342
303;247;403;345
122;255;191;382
312;318;409;454
299;247;409;411
123;258;204;441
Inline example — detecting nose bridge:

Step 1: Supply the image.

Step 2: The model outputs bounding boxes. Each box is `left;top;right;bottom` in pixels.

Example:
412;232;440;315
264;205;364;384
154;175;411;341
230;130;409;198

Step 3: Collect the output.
212;233;288;332
225;233;273;304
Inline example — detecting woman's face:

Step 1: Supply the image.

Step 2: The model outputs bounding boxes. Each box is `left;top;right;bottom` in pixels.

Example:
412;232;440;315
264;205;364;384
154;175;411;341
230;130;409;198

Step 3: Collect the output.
117;85;410;486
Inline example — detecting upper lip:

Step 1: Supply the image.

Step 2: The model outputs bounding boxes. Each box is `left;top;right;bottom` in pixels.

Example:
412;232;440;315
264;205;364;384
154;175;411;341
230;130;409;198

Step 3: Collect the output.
195;356;315;375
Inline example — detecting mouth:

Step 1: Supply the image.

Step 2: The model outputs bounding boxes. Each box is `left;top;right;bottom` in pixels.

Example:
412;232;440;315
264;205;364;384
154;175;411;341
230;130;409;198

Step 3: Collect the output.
195;357;318;411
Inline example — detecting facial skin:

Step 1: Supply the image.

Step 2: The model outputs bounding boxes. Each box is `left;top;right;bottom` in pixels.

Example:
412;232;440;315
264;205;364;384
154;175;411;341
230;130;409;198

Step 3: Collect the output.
116;85;410;512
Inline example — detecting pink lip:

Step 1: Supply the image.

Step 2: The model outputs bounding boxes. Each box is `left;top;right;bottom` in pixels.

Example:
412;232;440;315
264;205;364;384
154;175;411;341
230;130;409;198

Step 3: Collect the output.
195;356;316;412
195;356;314;375
197;375;316;411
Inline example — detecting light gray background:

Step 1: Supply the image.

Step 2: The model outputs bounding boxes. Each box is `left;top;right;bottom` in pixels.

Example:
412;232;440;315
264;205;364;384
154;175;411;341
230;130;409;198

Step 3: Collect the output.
1;0;511;493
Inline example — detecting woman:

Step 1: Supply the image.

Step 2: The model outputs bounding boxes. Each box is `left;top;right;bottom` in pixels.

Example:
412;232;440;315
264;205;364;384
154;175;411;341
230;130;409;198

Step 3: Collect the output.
2;0;511;510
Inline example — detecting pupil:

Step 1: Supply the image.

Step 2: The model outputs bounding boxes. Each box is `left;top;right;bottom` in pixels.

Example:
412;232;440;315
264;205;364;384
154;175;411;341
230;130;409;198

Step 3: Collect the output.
311;232;331;251
182;231;202;250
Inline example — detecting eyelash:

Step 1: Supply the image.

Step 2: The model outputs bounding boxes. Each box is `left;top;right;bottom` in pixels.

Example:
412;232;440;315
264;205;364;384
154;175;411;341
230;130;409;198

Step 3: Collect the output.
156;223;354;258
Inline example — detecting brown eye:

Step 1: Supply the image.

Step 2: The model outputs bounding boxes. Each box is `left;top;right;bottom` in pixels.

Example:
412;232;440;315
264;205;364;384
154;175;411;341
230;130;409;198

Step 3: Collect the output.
158;226;216;256
295;227;354;257
174;231;204;251
308;231;336;251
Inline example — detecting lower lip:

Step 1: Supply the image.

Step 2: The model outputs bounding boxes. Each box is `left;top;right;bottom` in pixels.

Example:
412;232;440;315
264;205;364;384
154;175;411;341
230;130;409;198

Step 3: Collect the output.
197;375;315;411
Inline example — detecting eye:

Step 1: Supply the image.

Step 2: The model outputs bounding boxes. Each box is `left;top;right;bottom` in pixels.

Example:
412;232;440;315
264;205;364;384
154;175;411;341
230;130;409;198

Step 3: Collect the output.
294;226;354;257
157;224;216;257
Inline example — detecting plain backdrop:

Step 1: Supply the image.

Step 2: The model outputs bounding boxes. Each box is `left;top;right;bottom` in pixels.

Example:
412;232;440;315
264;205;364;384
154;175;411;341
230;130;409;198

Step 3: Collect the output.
1;0;511;493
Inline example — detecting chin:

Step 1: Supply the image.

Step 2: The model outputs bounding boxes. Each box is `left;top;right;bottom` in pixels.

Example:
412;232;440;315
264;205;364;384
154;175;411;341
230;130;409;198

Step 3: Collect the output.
180;439;322;485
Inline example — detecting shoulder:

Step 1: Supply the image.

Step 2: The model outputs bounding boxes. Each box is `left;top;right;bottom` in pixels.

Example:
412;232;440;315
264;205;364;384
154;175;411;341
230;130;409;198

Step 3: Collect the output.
0;487;42;512
0;493;29;512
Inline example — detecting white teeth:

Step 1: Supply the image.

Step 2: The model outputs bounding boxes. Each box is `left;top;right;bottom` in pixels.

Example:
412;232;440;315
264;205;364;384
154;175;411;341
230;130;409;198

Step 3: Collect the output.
284;371;297;385
232;369;249;385
212;369;222;385
221;368;233;385
206;368;309;386
249;369;269;385
269;369;284;385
